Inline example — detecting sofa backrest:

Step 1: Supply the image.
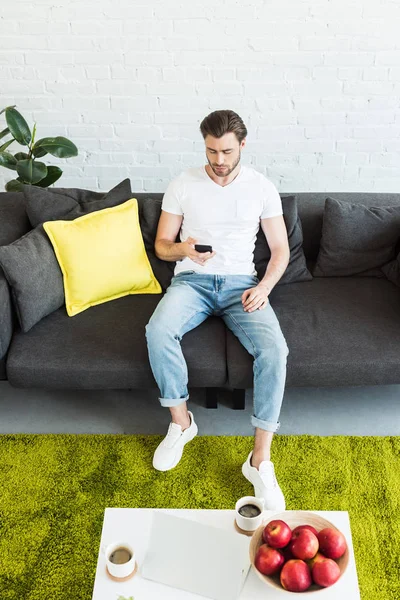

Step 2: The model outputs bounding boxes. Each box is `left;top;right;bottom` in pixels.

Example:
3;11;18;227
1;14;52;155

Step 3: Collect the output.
294;192;400;261
2;190;400;262
133;191;400;261
0;191;31;246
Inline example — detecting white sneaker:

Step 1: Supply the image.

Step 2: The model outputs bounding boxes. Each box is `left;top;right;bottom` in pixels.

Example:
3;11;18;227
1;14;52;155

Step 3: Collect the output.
242;451;286;511
153;411;198;472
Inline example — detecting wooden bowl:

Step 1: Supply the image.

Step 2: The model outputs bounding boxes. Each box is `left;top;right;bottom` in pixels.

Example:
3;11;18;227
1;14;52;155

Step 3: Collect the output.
249;511;349;594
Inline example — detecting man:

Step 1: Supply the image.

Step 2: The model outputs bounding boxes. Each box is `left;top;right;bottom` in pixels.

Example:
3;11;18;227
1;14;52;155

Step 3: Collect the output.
145;109;290;510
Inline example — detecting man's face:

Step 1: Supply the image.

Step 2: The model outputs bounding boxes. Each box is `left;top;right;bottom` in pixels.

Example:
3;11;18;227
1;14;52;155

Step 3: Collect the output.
205;133;245;178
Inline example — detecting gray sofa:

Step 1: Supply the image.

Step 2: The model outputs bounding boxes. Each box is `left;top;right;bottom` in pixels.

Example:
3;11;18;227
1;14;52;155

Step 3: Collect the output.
1;188;400;410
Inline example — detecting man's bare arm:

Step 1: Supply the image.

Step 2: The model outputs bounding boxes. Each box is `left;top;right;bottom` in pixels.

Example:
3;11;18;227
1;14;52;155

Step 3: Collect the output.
259;215;290;292
155;239;188;262
154;210;186;261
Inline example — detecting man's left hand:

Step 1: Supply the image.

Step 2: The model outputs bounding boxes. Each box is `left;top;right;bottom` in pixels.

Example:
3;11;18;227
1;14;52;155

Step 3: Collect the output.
241;283;271;312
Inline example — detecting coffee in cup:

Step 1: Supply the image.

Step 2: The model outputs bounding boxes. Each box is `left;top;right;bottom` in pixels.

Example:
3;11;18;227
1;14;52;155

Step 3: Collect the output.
109;546;132;564
235;496;265;532
104;541;136;580
238;503;262;518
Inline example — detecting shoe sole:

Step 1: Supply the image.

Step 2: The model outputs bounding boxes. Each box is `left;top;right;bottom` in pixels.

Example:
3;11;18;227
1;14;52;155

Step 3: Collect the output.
153;423;198;472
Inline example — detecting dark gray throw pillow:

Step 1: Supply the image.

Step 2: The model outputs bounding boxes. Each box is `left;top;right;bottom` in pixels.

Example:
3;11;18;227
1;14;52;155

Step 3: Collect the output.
253;195;312;284
0;226;64;333
0;179;133;332
23;178;132;227
139;194;312;291
139;197;179;291
313;197;400;277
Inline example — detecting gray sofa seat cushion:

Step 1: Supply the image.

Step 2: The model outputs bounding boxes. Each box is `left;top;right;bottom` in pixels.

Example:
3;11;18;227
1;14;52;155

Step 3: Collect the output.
226;276;400;388
6;294;228;389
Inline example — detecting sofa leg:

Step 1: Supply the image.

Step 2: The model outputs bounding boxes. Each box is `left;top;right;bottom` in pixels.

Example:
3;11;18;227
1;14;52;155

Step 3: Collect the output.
205;387;218;409
232;388;245;410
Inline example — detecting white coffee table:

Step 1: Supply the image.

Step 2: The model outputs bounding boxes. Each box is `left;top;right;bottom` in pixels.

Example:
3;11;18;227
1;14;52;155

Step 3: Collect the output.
92;508;360;599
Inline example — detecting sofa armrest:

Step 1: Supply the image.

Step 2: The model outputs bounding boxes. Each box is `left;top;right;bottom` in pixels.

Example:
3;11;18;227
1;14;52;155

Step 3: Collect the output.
0;271;13;360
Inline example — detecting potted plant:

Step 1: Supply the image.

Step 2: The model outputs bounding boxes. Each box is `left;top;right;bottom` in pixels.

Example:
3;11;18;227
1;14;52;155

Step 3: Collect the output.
0;105;78;191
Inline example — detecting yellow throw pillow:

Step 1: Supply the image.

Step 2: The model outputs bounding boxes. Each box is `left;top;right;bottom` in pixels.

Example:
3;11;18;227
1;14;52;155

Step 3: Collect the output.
43;198;161;317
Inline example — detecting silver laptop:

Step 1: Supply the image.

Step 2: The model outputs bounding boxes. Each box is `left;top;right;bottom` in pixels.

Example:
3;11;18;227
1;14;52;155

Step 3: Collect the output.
141;511;251;600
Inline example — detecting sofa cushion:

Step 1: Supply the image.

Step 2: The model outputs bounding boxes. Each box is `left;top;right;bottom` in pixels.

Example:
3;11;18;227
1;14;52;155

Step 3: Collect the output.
226;276;400;388
0;226;64;333
6;294;228;389
0;180;134;332
313;197;400;277
43;199;161;317
23;178;132;227
139;197;179;291
0;192;31;246
254;195;312;284
293;192;400;262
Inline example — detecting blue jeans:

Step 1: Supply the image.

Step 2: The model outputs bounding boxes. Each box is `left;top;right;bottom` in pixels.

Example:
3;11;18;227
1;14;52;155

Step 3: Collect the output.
145;271;289;433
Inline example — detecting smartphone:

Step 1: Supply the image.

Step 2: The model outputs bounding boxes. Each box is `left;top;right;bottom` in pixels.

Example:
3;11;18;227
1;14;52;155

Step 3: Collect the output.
195;244;213;253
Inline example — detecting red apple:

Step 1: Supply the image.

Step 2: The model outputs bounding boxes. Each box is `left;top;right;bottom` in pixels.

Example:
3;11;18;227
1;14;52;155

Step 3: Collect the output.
263;519;292;549
292;524;319;537
312;557;341;587
306;551;326;570
289;528;319;560
255;544;285;576
279;543;295;563
280;559;312;592
317;528;347;559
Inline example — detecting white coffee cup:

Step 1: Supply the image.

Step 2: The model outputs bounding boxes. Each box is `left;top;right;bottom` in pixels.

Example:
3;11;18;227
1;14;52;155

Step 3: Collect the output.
103;541;136;579
235;496;265;532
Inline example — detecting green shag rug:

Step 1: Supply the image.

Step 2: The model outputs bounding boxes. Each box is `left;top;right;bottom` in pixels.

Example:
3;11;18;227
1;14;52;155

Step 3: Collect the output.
0;435;399;599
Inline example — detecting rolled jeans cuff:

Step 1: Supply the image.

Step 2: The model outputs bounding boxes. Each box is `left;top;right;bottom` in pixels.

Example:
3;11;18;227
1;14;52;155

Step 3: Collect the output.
251;415;281;433
159;393;190;408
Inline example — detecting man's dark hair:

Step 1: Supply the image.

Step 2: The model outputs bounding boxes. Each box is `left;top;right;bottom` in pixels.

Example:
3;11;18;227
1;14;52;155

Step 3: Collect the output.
199;110;248;144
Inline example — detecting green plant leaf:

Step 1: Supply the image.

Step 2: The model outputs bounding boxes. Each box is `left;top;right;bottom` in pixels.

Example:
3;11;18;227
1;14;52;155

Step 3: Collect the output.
0;151;18;170
14;152;29;161
0;127;11;140
16;158;47;184
0;139;14;152
5;179;24;191
34;136;78;158
5;107;31;146
34;165;62;187
0;105;17;116
32;144;48;158
32;122;37;146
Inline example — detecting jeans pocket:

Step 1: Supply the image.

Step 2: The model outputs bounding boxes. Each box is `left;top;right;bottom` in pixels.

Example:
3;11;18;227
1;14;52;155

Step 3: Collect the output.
174;270;196;278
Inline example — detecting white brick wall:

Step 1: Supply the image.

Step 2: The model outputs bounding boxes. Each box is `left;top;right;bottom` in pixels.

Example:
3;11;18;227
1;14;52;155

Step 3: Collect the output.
1;0;400;192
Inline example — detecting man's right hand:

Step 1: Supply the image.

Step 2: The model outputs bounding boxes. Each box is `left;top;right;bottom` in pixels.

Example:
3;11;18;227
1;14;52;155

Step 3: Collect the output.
183;237;217;266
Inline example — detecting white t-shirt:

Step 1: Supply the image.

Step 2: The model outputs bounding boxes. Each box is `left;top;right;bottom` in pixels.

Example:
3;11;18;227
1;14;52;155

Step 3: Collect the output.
161;164;283;277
